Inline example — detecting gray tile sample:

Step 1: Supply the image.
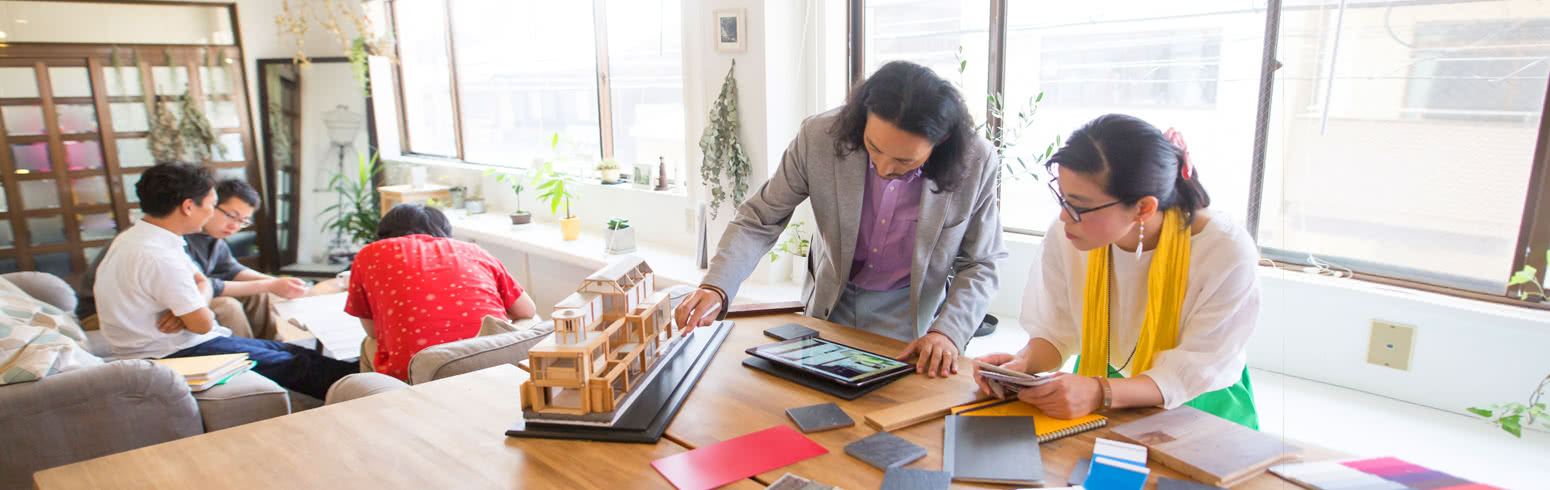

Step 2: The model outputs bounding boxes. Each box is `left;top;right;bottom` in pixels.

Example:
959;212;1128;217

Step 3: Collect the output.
843;431;927;470
880;467;952;490
786;402;855;433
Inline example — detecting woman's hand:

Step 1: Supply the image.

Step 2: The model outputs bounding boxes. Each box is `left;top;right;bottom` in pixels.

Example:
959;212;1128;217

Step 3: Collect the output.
1018;373;1103;419
970;353;1026;396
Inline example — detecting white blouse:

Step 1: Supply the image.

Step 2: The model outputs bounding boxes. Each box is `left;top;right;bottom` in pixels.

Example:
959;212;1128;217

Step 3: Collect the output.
1020;209;1261;409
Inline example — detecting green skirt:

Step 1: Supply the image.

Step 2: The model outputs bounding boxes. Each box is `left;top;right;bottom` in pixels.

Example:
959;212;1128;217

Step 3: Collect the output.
1076;358;1259;430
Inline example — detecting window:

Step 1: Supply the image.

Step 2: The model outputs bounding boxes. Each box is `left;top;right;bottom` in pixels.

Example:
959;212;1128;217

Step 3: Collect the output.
393;0;457;157
1260;3;1550;291
1404;21;1550;123
864;0;990;125
448;0;599;167
604;0;686;179
998;1;1263;234
390;0;686;176
855;0;1550;300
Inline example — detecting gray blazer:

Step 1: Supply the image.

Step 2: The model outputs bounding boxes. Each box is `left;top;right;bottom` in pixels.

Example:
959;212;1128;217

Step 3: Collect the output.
701;109;1007;351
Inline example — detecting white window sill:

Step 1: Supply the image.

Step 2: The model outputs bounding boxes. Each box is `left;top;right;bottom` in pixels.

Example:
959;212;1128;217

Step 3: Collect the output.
446;212;799;304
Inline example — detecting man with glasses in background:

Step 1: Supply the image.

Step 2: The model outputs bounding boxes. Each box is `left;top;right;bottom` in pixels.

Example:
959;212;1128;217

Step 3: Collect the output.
79;179;308;340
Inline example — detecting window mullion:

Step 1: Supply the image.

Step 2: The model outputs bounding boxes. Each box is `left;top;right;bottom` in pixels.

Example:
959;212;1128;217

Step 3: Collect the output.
593;0;615;161
848;0;864;88
1509;77;1550;299
442;0;467;161
1245;0;1283;242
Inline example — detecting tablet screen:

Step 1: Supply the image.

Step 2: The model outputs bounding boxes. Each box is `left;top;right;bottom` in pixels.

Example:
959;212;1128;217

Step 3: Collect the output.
752;337;910;383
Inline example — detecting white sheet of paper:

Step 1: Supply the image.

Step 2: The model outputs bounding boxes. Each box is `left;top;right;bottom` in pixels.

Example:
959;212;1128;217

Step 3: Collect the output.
272;292;363;361
1094;438;1148;465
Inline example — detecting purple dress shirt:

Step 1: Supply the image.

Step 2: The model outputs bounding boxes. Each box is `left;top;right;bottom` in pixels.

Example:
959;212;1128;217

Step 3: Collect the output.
849;161;924;291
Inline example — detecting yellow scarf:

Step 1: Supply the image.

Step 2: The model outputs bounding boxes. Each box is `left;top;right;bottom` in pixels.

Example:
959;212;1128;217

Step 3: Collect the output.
1078;208;1191;377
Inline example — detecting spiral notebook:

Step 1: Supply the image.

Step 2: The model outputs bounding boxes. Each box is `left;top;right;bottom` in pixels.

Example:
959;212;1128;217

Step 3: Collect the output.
951;398;1108;442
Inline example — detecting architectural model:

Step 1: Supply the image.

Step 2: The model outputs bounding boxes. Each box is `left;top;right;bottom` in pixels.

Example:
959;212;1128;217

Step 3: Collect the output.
519;257;689;422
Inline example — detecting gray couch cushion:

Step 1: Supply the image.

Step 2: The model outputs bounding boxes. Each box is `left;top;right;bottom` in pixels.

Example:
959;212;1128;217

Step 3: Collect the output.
406;316;553;385
0;272;77;315
192;370;291;432
0;360;200;490
324;372;410;405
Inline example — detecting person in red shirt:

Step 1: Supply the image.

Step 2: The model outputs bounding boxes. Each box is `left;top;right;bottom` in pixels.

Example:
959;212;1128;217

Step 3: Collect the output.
344;204;538;381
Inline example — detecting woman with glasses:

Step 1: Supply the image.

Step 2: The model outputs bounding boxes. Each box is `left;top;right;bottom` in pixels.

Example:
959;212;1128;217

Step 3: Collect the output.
973;114;1261;428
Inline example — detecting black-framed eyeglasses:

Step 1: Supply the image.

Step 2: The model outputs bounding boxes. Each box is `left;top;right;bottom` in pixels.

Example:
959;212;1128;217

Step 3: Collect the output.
215;206;254;229
1046;178;1121;223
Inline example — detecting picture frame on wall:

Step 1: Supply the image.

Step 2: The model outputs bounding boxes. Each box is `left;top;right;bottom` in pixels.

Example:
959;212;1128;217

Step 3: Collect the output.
714;8;746;53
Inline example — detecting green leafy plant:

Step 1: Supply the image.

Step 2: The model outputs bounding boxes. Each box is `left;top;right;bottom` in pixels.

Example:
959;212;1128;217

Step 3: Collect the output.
1469;375;1548;438
1508;248;1550;302
769;221;811;262
596;159;621;171
321;151;384;246
954;47;1057;182
698;63;751;219
485;169;529;214
532;134;578;219
607;217;630;230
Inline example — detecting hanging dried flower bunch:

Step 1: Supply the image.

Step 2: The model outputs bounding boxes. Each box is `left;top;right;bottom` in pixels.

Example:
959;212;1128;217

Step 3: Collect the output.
179;88;225;162
276;0;396;96
147;49;185;163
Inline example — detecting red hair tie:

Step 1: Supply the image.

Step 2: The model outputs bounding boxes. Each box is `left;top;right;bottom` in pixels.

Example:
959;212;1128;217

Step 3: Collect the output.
1164;127;1193;180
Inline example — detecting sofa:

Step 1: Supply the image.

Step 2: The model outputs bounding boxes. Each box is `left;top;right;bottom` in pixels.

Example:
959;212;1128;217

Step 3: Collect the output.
0;272;291;490
326;316;553;404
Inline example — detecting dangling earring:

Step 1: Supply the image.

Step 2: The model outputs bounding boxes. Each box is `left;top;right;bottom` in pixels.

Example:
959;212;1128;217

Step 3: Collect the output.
1136;221;1145;261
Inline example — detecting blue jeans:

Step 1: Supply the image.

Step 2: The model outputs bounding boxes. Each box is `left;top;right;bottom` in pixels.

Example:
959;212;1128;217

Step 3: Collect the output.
166;336;359;399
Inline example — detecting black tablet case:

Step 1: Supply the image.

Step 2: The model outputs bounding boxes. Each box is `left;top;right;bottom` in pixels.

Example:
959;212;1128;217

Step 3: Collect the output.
741;356;908;400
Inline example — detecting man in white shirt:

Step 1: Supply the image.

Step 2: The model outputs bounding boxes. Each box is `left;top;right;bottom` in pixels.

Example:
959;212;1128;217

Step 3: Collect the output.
95;162;357;399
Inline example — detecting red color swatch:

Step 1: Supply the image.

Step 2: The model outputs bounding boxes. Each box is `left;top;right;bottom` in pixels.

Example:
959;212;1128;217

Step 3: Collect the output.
651;425;828;490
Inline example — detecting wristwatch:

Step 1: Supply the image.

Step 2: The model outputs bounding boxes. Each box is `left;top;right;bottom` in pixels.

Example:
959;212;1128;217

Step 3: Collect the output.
1093;376;1113;410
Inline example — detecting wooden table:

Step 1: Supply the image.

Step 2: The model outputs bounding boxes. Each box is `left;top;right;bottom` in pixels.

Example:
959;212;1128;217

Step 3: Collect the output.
667;313;1323;489
33;365;763;490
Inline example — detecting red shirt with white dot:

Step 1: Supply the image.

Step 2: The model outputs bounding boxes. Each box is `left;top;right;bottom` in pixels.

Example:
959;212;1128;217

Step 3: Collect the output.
344;234;525;381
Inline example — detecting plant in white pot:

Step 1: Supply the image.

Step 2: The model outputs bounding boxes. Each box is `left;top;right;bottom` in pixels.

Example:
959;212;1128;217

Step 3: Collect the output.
605;217;635;254
597;158;622;184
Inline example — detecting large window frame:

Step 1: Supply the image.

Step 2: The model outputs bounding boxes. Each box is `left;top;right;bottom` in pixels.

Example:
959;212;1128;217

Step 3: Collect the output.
388;0;675;168
849;0;1550;309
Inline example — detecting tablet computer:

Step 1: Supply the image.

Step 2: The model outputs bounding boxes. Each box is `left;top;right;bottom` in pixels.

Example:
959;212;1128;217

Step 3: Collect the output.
745;337;913;387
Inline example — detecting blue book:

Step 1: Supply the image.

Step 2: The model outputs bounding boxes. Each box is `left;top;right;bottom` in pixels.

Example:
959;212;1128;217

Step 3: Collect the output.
1084;455;1150;490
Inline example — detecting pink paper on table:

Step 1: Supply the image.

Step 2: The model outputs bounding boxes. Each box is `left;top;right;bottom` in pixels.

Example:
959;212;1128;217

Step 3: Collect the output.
651;425;828;490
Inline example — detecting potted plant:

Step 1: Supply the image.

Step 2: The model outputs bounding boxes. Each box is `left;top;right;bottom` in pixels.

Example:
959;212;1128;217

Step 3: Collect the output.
533;155;580;240
597;158;622;184
321;151;384;264
486;169;531;225
604;217;635;254
767;221;810;283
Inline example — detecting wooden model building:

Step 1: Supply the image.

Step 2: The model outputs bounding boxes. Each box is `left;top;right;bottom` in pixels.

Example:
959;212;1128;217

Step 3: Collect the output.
519;257;689;419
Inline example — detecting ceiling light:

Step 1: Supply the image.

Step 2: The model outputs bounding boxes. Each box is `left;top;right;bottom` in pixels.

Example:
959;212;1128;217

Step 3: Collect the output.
14;19;28;24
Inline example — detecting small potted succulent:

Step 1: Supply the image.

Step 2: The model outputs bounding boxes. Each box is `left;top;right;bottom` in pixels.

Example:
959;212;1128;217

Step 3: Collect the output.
597;158;622;184
604;217;635;254
485;169;532;225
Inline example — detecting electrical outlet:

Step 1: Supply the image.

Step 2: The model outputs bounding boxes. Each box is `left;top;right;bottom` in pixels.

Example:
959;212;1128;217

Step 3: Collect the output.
1367;320;1415;371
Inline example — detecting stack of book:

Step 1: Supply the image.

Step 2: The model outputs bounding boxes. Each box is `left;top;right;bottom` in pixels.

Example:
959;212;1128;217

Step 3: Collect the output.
152;353;254;392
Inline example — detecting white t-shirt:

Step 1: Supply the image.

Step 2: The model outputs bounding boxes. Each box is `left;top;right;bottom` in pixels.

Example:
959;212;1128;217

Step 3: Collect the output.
96;219;230;359
1020;209;1261;409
